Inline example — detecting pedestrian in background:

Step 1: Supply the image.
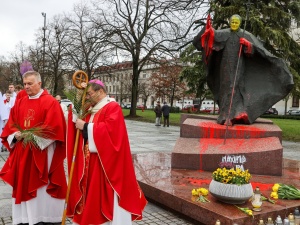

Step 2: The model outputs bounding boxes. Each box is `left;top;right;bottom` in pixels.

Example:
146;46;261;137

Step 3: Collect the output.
161;102;170;127
154;101;162;126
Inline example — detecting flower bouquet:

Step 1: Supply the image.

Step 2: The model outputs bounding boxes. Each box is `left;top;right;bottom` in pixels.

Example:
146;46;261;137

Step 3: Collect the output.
235;205;253;218
191;188;210;203
271;183;300;200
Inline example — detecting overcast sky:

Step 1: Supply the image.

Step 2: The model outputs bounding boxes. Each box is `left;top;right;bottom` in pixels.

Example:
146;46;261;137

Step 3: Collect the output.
0;0;80;57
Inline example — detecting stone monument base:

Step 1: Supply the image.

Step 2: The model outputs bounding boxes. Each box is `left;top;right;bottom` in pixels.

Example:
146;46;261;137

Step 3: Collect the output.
134;152;300;225
171;114;283;176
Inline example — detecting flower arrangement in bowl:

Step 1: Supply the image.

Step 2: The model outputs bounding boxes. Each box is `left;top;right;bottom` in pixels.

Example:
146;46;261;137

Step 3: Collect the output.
209;162;253;204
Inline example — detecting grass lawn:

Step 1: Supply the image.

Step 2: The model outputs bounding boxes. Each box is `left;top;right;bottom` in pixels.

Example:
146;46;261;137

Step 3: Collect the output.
122;109;300;142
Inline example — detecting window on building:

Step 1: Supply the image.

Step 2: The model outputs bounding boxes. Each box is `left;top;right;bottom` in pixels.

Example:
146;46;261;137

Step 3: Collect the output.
292;96;299;107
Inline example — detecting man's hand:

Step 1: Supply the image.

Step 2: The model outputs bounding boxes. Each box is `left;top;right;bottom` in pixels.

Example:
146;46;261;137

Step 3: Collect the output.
15;131;23;141
81;82;87;89
75;119;85;130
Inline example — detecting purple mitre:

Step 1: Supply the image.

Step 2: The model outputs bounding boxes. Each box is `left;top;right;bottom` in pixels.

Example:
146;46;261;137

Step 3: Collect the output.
89;79;105;87
20;61;33;76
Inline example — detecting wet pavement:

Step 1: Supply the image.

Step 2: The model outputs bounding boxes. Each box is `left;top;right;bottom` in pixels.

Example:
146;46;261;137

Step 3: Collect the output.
0;119;299;224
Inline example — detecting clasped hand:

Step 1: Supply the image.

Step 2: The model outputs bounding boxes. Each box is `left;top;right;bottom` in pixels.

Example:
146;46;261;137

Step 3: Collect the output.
75;119;85;130
240;38;250;46
14;131;25;141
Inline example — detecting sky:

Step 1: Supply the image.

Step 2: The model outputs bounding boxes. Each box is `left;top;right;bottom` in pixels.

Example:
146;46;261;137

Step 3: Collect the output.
0;0;80;57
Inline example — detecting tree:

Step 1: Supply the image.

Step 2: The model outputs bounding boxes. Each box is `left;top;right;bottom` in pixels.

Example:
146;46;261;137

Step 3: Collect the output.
138;80;153;107
64;3;113;79
42;17;71;95
179;44;212;109
92;0;205;116
150;60;187;107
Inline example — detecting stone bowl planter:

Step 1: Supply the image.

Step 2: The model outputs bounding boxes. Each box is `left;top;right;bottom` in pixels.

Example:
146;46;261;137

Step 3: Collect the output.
209;180;253;204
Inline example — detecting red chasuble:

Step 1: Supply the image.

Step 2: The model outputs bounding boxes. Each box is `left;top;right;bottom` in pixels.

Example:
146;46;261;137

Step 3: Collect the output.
66;101;147;225
15;89;27;101
0;90;67;204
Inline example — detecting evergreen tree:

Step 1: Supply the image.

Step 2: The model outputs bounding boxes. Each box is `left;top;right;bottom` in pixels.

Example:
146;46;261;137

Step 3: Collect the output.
209;0;300;96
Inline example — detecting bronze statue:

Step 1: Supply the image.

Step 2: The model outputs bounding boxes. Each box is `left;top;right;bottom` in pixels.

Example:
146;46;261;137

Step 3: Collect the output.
193;14;294;125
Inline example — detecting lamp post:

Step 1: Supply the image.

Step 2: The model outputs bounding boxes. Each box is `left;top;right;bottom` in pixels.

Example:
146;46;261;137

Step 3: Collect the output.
41;12;46;82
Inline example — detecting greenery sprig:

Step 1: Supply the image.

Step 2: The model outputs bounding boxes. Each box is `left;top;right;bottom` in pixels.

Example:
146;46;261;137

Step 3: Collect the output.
14;123;55;148
235;205;253;218
64;87;91;119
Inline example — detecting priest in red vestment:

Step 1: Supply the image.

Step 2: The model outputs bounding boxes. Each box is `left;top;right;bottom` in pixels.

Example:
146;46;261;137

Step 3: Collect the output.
0;71;67;225
66;79;147;225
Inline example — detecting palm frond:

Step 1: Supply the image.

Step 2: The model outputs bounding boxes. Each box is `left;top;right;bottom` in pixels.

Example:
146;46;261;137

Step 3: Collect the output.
64;87;91;119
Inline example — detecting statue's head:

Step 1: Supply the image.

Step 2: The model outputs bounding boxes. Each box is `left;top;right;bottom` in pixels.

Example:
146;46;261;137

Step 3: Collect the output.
230;14;242;31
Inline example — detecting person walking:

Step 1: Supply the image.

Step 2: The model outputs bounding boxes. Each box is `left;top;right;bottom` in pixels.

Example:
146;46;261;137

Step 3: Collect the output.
154;101;162;126
161;102;170;127
66;79;147;225
0;71;67;225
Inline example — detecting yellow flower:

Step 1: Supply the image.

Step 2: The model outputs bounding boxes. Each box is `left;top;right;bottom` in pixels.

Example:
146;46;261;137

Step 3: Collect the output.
270;192;278;199
246;210;253;216
192;189;198;196
199;188;209;196
212;167;251;185
272;183;280;192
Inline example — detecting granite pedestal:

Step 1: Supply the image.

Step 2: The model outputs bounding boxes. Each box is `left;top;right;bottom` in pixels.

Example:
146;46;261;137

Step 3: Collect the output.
171;114;283;176
134;152;300;225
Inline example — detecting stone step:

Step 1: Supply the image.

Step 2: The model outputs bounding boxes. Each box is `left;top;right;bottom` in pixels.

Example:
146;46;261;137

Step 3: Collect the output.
180;117;282;141
171;136;283;176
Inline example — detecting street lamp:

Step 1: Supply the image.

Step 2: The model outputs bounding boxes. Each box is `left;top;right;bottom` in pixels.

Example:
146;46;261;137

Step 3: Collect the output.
41;12;46;80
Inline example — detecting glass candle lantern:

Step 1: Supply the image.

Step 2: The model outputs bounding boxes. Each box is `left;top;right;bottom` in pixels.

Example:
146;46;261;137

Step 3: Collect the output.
251;187;262;212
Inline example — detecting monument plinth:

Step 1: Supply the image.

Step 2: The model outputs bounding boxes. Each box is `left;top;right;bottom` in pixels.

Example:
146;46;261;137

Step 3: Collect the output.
171;114;283;176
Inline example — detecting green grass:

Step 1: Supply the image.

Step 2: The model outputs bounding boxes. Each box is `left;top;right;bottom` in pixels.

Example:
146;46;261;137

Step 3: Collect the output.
271;118;300;142
122;109;300;142
123;109;181;125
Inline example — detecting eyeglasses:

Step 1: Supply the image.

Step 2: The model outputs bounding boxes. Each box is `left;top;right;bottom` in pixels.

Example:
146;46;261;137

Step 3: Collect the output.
86;91;99;98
